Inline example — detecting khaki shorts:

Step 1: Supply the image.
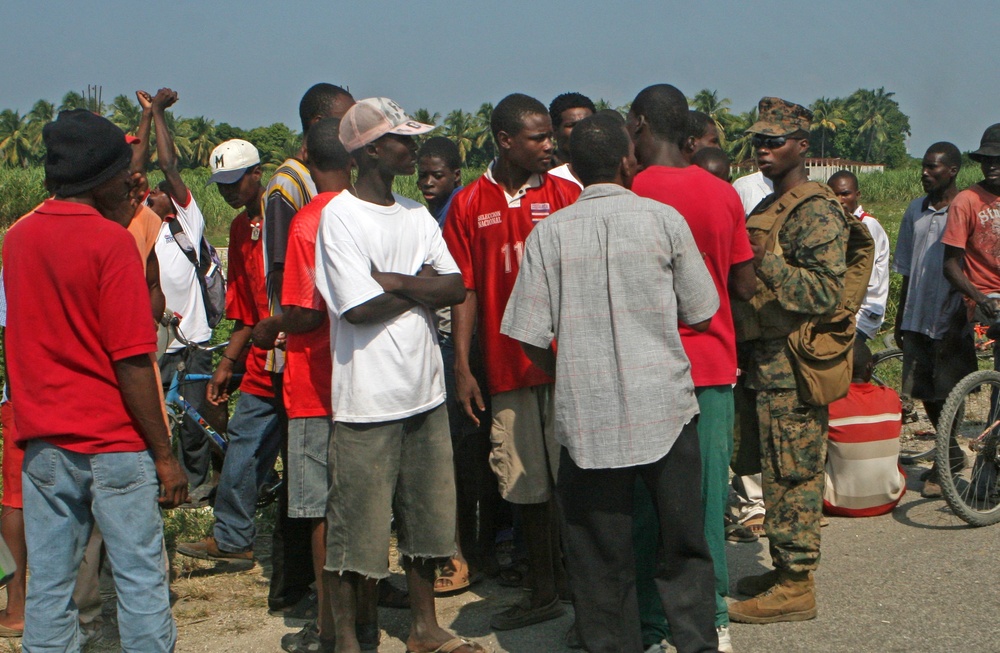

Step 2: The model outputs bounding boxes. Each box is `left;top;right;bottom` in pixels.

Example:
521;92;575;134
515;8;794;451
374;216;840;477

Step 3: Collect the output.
489;385;559;504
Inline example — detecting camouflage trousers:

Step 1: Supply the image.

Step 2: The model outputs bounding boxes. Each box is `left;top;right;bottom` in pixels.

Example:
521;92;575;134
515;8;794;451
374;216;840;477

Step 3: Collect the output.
757;389;828;573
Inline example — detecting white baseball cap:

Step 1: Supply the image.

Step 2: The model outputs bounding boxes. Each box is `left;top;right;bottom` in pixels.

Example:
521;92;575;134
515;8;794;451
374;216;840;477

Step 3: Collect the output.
339;97;434;152
207;139;261;184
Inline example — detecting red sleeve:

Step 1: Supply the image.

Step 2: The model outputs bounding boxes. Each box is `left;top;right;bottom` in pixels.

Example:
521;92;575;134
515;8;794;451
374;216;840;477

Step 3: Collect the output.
99;232;157;360
729;194;754;265
282;216;324;311
225;219;257;325
442;190;476;290
941;192;974;249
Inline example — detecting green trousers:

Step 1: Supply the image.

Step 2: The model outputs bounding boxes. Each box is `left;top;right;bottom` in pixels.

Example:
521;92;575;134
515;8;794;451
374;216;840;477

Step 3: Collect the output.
635;386;733;643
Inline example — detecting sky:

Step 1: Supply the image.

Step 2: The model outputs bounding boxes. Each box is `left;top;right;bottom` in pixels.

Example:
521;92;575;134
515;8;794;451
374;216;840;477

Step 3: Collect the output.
2;1;996;157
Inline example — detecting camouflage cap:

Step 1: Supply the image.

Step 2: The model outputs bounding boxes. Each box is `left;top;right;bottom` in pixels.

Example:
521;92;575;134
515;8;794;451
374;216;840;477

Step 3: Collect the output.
970;123;1000;161
746;97;813;137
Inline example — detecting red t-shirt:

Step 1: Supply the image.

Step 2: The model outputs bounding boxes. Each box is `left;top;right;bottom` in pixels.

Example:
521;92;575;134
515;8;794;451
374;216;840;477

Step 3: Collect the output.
3;199;157;453
631;165;752;386
227;212;274;398
443;170;580;395
941;183;1000;296
281;192;337;418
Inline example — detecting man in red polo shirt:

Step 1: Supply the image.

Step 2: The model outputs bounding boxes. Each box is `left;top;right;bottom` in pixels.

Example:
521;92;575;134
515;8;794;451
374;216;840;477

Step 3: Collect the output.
443;93;580;630
626;83;753;653
3;109;186;651
177;139;281;565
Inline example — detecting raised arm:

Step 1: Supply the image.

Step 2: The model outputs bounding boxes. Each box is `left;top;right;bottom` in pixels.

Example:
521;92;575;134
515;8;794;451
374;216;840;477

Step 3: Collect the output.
132;91;154;177
149;88;188;203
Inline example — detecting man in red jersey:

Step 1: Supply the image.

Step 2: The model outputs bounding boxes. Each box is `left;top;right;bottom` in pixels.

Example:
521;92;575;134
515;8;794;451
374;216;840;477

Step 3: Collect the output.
4;109;186;651
177;139;282;567
443;93;580;631
626;83;753;653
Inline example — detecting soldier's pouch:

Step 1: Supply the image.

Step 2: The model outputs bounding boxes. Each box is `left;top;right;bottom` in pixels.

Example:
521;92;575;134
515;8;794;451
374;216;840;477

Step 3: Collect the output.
787;311;854;406
772;404;826;483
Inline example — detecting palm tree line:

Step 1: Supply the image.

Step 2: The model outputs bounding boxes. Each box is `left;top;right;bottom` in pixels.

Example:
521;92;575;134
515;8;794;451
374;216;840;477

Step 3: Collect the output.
0;86;912;170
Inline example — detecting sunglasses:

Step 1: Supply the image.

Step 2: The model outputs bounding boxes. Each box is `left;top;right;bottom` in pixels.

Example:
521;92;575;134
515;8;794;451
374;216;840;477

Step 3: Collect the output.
752;135;796;149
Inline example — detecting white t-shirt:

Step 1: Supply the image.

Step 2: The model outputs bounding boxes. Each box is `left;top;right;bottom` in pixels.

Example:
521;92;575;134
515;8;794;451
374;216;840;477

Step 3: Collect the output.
315;191;461;423
732;171;774;216
855;206;891;339
548;163;583;189
155;191;211;351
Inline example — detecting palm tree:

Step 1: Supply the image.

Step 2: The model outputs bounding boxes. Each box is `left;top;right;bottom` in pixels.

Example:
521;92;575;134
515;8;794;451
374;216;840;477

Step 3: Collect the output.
849;88;895;162
58;91;86;112
726;107;758;165
473;102;495;161
690;89;733;146
0;110;34;168
594;98;614;112
412;108;441;129
183;116;217;168
109;94;142;134
444;109;477;163
809;97;846;159
26;99;55;155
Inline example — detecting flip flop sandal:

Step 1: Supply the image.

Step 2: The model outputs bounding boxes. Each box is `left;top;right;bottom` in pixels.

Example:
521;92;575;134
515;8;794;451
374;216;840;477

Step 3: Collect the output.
407;636;490;653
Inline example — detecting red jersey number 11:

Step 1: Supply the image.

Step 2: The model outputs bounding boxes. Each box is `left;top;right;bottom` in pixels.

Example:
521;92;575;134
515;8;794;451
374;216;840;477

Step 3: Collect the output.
501;241;524;274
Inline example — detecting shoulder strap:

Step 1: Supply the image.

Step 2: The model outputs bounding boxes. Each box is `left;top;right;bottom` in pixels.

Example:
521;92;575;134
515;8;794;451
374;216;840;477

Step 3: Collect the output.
167;218;199;268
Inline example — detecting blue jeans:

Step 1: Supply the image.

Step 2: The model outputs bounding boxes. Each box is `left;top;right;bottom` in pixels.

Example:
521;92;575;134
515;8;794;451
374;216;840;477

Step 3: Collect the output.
21;440;175;653
213;391;282;552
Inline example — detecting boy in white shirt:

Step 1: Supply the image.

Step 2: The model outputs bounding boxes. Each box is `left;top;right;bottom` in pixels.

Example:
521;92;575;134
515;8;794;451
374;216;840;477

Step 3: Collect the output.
314;98;484;653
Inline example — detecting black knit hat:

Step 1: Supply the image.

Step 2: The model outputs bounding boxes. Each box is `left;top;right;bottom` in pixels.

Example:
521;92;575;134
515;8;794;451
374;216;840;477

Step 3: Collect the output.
43;109;132;197
970;123;1000;161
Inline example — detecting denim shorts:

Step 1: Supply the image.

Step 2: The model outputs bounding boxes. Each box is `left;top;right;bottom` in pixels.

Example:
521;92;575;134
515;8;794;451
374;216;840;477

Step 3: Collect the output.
287;417;331;519
325;403;456;578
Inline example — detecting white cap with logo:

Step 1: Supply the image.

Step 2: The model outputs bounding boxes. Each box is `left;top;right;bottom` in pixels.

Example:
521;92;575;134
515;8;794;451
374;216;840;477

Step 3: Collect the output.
339;98;434;152
208;139;261;184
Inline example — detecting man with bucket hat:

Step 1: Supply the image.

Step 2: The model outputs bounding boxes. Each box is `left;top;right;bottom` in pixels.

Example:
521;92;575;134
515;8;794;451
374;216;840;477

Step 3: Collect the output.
728;97;852;625
3;109;187;651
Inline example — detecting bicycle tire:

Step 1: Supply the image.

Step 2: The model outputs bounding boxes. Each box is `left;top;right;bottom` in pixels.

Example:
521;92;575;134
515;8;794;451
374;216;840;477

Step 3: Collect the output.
935;369;1000;526
871;348;902;387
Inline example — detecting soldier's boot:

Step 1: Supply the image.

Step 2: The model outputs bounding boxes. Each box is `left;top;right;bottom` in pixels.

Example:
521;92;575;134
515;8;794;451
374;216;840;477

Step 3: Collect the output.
728;570;816;624
735;569;782;597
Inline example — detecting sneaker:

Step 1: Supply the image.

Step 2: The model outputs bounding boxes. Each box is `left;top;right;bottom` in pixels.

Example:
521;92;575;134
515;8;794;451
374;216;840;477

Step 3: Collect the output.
175;536;254;564
717;624;734;653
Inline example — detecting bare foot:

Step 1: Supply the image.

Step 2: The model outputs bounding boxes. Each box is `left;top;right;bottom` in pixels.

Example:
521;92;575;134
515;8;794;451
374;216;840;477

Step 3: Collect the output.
0;609;24;632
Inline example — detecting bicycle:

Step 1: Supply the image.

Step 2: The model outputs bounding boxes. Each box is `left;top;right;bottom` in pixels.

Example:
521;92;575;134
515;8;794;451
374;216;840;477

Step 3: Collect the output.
162;315;282;509
934;358;1000;526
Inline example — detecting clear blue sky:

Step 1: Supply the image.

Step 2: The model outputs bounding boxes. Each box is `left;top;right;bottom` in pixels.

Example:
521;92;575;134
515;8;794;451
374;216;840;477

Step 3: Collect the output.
3;1;995;157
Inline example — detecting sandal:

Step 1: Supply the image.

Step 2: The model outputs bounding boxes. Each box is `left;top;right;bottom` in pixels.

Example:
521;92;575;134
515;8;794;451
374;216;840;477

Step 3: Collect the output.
490;596;565;631
743;515;766;538
725;521;758;543
280;622;334;653
407;636;490;653
435;558;471;593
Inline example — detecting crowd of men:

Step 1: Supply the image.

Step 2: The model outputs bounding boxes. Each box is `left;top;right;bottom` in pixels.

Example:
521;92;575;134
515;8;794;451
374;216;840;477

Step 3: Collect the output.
2;78;1000;653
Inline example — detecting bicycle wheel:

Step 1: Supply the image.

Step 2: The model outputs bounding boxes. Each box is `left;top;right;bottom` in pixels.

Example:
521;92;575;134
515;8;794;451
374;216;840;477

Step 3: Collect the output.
935;369;1000;526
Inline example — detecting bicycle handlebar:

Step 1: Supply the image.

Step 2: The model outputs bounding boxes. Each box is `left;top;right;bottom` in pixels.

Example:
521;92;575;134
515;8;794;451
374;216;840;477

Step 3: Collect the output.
161;313;229;353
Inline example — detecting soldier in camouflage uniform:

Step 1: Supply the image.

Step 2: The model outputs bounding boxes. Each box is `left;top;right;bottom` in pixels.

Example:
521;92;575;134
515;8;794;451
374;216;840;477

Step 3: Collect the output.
728;98;850;624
